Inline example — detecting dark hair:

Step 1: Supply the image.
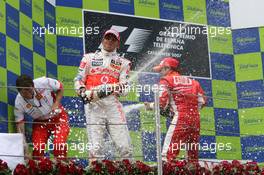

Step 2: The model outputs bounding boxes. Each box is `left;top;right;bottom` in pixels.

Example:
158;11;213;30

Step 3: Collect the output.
16;75;34;92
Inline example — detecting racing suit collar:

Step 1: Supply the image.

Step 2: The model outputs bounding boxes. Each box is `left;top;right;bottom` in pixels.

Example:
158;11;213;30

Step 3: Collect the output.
101;48;117;56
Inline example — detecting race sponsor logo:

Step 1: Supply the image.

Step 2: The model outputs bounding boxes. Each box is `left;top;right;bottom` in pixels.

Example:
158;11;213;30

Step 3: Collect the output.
110;59;122;70
91;58;104;66
101;76;109;84
92;61;103;66
90;67;120;78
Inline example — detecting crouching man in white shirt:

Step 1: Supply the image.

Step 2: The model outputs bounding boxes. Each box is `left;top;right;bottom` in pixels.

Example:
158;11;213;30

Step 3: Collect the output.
15;75;70;160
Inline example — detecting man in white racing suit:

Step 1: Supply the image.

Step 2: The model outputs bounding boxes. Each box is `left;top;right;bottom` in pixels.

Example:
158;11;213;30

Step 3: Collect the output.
74;29;132;160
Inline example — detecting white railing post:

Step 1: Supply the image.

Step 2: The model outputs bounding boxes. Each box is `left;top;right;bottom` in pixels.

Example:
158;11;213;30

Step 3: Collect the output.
154;91;162;175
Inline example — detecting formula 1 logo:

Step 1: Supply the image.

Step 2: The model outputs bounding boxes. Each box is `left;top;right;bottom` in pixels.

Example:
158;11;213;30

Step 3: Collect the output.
99;25;152;53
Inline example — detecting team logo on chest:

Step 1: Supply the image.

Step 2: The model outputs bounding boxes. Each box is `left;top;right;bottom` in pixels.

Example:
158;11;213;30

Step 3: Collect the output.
110;59;122;70
26;103;32;109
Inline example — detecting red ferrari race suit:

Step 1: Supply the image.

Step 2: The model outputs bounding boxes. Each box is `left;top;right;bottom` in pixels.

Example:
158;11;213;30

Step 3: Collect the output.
160;71;206;163
14;77;69;159
74;49;132;160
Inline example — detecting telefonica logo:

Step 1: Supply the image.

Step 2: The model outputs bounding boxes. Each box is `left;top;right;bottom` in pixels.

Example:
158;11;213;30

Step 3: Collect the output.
36;65;45;74
244;118;263;125
162;2;181;10
60;17;79;25
21;57;32;69
10;87;17;94
139;0;156;6
34;4;43;12
187;6;203;12
0;116;5;121
216;90;231;96
236;37;256;43
201;117;213;123
239;64;258;70
209;10;226;17
35;35;44;44
9;50;18;60
61;46;81;55
22;25;31;36
45;12;55;21
214;37;228;42
24;0;31;5
241;91;261;97
117;0;132;4
47;42;55;50
215;63;231;70
0;46;4;53
7;16;18;28
62;77;73;84
246;147;264;152
217;119;234;126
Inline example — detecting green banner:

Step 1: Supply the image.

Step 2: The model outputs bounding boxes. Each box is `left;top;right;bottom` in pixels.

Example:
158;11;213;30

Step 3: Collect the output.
8;105;15;133
209;26;233;54
56;7;82;37
20;13;33;50
57;65;78;97
130;131;143;161
32;0;44;26
33;53;46;79
134;0;159;18
6;0;19;10
0;67;7;103
216;136;242;160
67;127;88;158
239;107;264;136
200;107;215;136
183;0;207;24
83;0;109;11
234;53;263;82
212;80;238;109
0;0;6;34
45;33;57;64
6;37;20;75
259;27;264;52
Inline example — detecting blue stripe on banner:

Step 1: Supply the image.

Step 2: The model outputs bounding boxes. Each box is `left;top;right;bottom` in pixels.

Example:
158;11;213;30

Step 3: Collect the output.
7;70;18;105
57;36;83;66
46;59;57;79
0;33;6;68
6;3;19;42
20;45;33;78
159;0;184;21
214;108;240;137
109;0;134;15
20;0;32;18
0;102;8;133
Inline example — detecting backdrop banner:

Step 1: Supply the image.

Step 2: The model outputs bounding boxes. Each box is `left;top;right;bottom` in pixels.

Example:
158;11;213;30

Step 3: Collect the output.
83;10;210;78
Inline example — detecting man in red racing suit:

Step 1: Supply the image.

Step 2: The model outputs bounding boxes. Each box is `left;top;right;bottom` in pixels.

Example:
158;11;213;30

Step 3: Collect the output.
74;29;132;160
149;57;206;163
